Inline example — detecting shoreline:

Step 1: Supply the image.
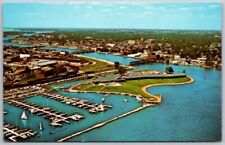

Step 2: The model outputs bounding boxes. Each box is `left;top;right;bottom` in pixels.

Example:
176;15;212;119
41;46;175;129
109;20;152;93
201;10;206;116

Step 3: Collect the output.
7;38;220;71
68;76;194;104
141;76;194;103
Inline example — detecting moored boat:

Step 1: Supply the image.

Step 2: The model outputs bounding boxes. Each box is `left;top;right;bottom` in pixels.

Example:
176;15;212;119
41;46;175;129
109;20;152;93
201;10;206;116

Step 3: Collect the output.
39;123;43;131
21;111;28;120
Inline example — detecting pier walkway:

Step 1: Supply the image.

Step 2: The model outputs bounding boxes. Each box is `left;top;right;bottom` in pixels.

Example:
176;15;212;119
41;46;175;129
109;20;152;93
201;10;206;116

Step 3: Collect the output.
42;92;112;114
8;100;84;127
4;122;37;142
4;85;46;101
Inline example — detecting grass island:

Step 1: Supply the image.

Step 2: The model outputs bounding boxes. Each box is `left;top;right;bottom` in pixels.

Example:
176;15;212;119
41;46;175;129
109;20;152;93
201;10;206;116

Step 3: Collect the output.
69;72;194;104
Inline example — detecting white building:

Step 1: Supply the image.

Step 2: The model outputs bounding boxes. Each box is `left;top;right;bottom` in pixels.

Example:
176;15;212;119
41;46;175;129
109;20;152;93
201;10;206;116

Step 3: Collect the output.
128;40;135;45
127;52;142;58
106;43;115;47
19;54;30;58
174;55;181;60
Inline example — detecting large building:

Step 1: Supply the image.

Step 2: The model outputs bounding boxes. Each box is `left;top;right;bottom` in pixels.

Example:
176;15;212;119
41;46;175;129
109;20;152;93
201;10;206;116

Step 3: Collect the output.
30;59;57;68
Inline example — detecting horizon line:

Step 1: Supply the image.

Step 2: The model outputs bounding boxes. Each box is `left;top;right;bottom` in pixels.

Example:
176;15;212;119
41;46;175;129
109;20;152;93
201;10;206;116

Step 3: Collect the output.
3;27;222;32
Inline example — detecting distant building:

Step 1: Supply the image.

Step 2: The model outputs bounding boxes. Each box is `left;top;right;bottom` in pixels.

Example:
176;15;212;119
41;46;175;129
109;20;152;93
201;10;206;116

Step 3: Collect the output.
30;59;57;68
19;54;30;58
145;39;156;49
127;52;142;58
60;52;66;55
174;55;181;60
147;51;156;62
128;40;135;45
106;43;115;47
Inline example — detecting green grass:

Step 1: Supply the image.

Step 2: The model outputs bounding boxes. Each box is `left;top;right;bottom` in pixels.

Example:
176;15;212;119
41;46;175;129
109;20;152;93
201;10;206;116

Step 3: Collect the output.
72;77;191;101
80;59;115;73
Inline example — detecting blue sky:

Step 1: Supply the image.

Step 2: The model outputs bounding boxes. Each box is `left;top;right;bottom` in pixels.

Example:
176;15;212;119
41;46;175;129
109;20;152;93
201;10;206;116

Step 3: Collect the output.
3;2;222;30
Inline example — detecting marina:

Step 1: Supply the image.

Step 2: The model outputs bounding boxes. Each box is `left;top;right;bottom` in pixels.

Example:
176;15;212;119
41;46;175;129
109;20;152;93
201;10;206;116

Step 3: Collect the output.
3;3;222;141
4;122;37;142
7;100;84;127
42;92;112;114
4;85;46;101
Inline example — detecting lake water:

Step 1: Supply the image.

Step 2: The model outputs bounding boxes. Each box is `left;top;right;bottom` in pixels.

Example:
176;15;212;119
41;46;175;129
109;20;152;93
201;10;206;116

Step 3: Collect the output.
3;35;19;41
67;64;221;142
3;33;35;47
3;33;221;141
4;92;141;142
81;52;139;65
41;47;80;53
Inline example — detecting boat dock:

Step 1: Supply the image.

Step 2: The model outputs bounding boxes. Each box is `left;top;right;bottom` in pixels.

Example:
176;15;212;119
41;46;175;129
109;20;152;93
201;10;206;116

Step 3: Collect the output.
3;122;37;142
7;100;84;127
4;85;46;101
42;93;112;114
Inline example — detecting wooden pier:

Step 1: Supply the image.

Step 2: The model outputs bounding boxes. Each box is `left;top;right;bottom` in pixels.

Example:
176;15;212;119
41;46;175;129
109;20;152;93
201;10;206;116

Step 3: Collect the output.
42;92;112;114
4;85;46;101
8;100;84;127
4;122;37;142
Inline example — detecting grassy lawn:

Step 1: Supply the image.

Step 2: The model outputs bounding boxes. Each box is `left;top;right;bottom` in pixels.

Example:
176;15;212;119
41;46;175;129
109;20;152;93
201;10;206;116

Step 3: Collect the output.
80;59;115;73
71;77;191;101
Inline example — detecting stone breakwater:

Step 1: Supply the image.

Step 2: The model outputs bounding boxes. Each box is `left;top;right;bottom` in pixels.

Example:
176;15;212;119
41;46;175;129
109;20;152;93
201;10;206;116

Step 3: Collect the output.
58;103;154;142
58;76;194;141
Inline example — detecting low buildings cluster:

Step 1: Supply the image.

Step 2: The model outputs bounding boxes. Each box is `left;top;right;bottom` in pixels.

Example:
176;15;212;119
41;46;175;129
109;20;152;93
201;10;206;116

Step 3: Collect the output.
9;32;222;70
3;46;92;88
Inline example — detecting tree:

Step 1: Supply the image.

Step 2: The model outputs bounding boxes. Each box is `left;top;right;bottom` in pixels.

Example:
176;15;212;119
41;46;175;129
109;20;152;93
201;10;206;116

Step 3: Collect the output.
118;66;126;77
71;66;80;75
156;54;161;60
24;66;34;79
114;62;120;70
165;66;174;74
205;57;214;67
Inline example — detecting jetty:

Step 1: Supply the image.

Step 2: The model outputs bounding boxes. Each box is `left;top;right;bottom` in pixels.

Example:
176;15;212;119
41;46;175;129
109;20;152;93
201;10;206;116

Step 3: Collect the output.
4;85;46;102
8;100;84;126
3;122;37;142
42;92;112;114
58;103;154;142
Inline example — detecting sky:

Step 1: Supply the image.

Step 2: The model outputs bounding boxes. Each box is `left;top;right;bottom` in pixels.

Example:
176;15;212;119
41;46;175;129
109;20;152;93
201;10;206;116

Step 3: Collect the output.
3;2;222;30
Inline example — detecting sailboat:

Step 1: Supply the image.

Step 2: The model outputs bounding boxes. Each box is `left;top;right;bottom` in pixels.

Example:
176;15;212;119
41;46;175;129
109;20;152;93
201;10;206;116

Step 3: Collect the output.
101;97;105;102
99;104;104;112
21;111;28;120
123;98;128;102
39;123;43;131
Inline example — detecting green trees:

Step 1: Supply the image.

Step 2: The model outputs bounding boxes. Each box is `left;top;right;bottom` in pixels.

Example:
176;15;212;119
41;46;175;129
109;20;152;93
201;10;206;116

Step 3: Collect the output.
166;66;174;74
24;66;35;79
114;62;120;70
114;62;126;77
118;66;127;77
